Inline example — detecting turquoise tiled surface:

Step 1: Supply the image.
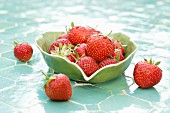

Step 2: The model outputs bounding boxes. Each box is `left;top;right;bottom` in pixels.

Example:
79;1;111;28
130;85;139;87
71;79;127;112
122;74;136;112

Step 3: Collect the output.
0;0;170;113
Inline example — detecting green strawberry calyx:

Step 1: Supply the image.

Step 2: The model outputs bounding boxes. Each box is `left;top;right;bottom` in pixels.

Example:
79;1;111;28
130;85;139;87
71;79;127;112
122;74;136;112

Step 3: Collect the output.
144;58;162;71
144;58;161;66
51;43;74;57
42;69;55;87
65;22;74;33
14;41;20;46
106;30;112;37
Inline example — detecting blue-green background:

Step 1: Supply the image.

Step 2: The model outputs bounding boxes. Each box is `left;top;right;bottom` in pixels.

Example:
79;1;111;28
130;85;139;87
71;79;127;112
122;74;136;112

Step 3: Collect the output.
0;0;170;113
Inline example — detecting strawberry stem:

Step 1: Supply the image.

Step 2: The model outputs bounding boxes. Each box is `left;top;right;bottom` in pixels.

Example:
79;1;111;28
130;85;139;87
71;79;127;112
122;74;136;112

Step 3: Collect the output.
71;22;74;28
94;25;98;29
106;30;112;37
108;54;114;58
14;41;19;46
65;26;68;33
70;53;78;63
50;68;54;76
42;71;49;81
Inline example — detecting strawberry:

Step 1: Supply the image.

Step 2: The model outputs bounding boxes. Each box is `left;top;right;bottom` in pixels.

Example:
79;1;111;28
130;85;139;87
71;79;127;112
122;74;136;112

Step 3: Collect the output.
42;71;72;101
86;33;101;44
74;43;87;57
114;40;124;54
14;41;33;62
58;34;69;40
67;53;76;63
77;56;99;77
114;49;124;61
133;59;162;89
99;58;119;68
49;39;72;54
86;34;115;62
68;26;99;45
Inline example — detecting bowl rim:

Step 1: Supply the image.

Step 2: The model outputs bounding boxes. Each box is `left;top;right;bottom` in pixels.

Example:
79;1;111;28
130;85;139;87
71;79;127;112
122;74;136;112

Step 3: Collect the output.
35;32;138;81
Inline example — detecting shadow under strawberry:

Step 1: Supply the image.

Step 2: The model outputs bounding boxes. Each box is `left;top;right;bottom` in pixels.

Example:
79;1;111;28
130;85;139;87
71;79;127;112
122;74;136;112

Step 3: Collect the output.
130;87;160;102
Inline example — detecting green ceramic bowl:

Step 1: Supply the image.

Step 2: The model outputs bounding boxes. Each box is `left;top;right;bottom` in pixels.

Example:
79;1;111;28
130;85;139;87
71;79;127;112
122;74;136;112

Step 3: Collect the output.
35;32;137;83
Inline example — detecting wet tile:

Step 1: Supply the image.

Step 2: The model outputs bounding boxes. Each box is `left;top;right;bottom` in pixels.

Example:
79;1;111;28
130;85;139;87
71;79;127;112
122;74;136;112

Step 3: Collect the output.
150;108;170;113
27;52;46;69
87;111;106;113
0;65;34;81
86;104;99;111
1;51;15;61
165;98;170;107
0;77;15;91
127;87;161;102
95;74;129;92
0;85;47;108
0;0;170;112
0;43;12;53
0;57;15;70
72;85;110;104
99;95;153;113
15;71;44;90
0;101;19;113
1;50;26;64
29;100;85;113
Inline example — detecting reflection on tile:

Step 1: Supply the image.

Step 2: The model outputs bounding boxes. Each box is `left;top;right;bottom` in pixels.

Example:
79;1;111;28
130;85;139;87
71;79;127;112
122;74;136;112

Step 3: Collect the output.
86;104;99;111
128;87;161;102
165;98;170;107
72;85;110;104
0;65;34;80
29;100;85;113
0;101;18;113
27;53;47;69
1;51;27;64
0;77;15;91
150;109;170;113
95;74;129;91
1;51;15;61
99;95;152;112
0;57;15;69
0;44;12;53
0;85;47;108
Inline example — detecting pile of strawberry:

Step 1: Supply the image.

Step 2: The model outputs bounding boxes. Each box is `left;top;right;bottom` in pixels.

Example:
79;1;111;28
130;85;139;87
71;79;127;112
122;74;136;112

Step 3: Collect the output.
49;23;125;77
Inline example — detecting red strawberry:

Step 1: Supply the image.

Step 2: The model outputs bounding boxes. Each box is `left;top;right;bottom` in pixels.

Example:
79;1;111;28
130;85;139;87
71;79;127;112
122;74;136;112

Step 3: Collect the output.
49;39;72;54
114;40;124;54
86;34;115;62
86;33;101;44
75;43;87;57
114;49;124;61
14;41;33;62
67;53;76;63
99;58;119;68
133;59;162;89
42;72;72;101
86;26;100;39
68;26;99;45
58;34;69;40
77;56;99;77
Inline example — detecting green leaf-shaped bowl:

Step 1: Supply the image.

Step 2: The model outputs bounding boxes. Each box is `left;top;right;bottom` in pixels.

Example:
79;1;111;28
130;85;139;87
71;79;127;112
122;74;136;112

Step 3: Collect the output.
35;32;137;83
